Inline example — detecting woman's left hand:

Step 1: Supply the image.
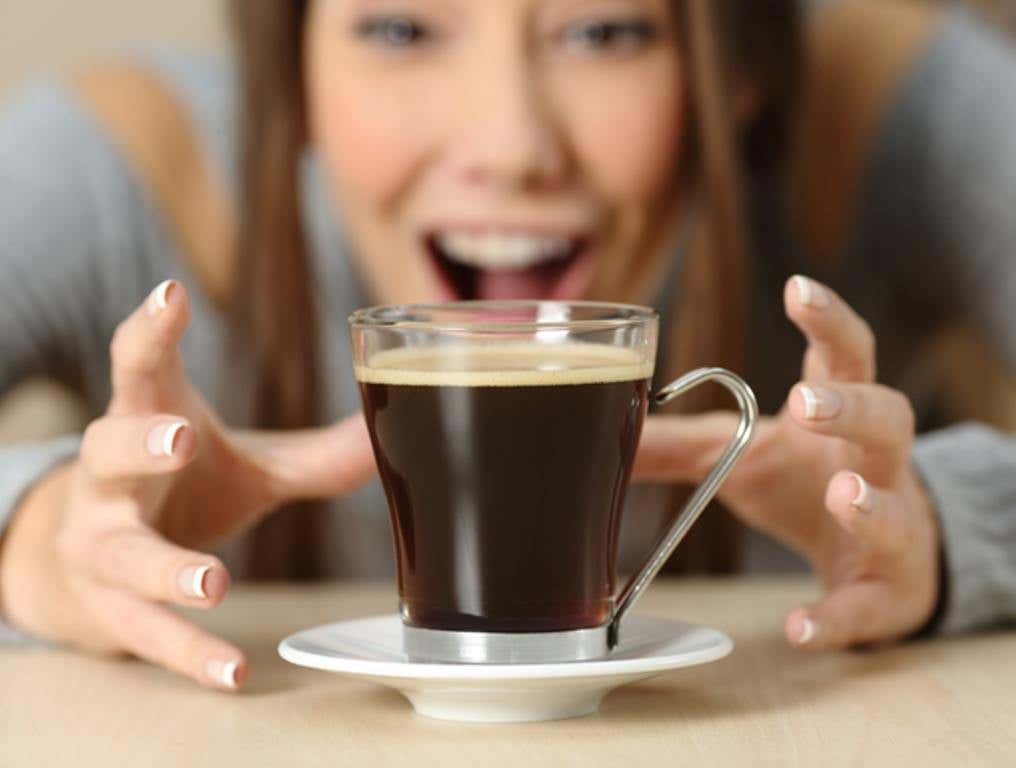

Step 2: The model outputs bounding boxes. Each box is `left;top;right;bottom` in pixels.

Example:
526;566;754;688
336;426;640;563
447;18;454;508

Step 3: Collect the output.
635;275;941;650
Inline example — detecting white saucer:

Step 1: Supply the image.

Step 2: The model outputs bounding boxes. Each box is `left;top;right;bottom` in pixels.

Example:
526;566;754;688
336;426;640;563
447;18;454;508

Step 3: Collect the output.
278;615;732;722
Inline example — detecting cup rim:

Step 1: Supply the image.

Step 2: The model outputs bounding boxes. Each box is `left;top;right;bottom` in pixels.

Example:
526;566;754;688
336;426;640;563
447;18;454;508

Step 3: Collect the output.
348;300;659;333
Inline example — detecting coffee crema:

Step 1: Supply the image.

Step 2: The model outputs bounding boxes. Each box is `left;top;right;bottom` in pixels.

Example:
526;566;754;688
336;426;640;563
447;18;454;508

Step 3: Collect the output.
357;343;652;633
355;342;654;385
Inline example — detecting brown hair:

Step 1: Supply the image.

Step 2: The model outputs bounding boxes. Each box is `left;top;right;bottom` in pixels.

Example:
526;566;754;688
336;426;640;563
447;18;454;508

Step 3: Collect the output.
229;0;802;578
664;0;801;573
231;1;323;578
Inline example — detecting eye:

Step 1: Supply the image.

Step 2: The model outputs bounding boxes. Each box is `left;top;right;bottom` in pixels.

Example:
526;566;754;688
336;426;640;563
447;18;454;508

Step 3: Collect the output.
354;15;432;49
561;18;658;53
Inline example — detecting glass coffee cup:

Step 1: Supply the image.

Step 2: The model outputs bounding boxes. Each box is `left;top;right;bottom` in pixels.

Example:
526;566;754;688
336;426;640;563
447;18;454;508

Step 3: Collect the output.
350;301;757;663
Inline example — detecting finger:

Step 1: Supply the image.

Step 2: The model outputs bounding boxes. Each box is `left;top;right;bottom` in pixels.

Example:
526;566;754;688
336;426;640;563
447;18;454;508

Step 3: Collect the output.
633;412;740;483
784;581;900;650
824;471;909;553
784;275;876;383
235;413;378;503
80;414;197;484
108;279;191;416
94;589;246;691
76;523;230;609
787;381;915;459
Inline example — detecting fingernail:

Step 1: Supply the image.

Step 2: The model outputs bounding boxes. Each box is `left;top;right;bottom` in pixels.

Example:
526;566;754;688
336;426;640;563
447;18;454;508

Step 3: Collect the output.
206;659;239;690
849;472;872;512
798;385;842;420
798;617;816;645
793;275;830;308
179;565;211;599
147;280;176;316
146;421;187;457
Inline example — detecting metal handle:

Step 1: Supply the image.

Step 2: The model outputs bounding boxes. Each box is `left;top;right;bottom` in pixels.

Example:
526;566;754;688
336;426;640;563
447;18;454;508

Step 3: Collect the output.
609;367;758;647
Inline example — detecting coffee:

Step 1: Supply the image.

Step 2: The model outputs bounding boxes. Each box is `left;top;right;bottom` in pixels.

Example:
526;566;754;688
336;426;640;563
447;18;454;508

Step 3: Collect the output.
357;343;652;633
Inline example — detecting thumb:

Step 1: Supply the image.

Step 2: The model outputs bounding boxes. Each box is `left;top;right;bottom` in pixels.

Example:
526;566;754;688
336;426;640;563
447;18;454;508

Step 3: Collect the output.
633;412;738;483
784;581;899;651
241;413;378;503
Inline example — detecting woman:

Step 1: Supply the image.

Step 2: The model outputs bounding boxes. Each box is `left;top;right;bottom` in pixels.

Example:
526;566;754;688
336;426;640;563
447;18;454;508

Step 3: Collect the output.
0;0;1013;691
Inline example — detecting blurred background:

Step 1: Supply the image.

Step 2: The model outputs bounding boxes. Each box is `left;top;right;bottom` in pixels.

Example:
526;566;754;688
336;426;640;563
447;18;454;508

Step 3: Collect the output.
9;0;1012;93
0;0;226;95
0;0;227;442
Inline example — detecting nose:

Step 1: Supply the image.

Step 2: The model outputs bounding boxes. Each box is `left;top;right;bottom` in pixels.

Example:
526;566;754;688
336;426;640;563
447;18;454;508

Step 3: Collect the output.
447;45;569;192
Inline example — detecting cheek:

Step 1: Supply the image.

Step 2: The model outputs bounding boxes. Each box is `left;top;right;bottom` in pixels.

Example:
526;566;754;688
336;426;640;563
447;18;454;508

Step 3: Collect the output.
304;30;443;302
309;83;416;208
551;53;684;207
307;52;432;209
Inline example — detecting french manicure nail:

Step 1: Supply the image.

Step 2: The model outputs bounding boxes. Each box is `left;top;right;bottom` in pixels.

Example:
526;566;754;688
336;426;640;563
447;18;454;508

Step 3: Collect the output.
793;275;830;308
147;280;176;316
798;618;816;645
179;565;211;599
146;421;187;457
206;659;239;690
798;385;842;420
849;472;872;513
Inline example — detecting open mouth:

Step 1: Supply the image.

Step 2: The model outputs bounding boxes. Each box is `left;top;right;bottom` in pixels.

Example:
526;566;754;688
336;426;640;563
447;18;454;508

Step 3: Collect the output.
425;230;594;301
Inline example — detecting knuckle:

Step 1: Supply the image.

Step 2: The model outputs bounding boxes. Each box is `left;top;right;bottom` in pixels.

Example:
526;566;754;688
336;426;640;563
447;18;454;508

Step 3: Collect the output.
109;323;161;380
845;386;870;427
871;505;904;553
899;516;920;551
54;525;87;567
839;319;877;380
841;625;868;650
164;564;183;600
108;323;132;369
887;519;911;554
858;319;876;358
95;526;149;586
877;389;916;449
179;626;212;672
96;531;132;578
79;421;106;476
896;393;917;441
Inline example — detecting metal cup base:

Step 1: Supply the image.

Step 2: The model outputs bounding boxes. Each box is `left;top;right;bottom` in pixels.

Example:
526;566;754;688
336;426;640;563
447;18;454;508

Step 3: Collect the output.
401;622;611;664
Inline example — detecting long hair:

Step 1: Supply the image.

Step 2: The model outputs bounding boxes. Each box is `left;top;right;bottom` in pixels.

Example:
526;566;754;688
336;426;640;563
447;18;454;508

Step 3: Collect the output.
231;0;321;578
663;0;801;573
230;0;802;577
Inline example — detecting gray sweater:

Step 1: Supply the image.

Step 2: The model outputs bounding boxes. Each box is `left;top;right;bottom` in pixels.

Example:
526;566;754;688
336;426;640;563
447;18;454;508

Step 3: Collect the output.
1;9;1014;640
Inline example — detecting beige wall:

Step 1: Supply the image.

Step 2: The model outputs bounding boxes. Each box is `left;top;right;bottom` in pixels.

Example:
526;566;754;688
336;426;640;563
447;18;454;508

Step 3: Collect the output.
0;0;227;98
0;1;226;441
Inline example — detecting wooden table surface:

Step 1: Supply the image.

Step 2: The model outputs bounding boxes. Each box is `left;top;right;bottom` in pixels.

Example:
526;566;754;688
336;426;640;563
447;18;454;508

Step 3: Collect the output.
2;577;1013;766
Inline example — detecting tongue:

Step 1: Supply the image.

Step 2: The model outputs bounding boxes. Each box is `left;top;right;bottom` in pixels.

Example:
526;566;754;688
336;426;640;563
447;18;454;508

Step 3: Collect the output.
476;266;553;300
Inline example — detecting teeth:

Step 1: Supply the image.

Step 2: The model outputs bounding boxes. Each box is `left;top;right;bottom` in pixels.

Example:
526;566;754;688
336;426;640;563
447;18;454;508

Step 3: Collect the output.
436;232;574;270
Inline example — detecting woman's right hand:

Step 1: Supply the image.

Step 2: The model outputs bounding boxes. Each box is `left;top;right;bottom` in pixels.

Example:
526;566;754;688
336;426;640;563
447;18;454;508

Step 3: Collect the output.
0;281;377;690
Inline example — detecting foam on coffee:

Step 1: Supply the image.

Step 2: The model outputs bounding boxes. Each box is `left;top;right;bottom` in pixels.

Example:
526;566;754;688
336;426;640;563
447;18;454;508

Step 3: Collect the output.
355;342;654;387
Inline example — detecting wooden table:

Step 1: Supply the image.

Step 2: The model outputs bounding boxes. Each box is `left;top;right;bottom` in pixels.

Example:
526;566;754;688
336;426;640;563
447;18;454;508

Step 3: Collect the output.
2;578;1013;766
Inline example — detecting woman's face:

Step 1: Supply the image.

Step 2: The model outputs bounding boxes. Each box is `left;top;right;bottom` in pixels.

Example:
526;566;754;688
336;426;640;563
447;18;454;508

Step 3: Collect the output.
305;0;685;305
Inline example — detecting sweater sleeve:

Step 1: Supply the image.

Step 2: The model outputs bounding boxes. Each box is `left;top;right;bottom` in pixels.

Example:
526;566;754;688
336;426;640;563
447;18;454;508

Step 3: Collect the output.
0;82;150;629
0;84;124;391
913;424;1016;633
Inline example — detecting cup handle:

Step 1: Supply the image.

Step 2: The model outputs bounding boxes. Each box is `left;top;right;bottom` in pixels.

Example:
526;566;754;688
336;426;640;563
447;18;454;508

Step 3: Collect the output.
609;367;759;647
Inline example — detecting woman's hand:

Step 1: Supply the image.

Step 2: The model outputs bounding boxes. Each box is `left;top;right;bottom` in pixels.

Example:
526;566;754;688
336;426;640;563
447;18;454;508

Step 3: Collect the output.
0;281;376;689
635;275;940;650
